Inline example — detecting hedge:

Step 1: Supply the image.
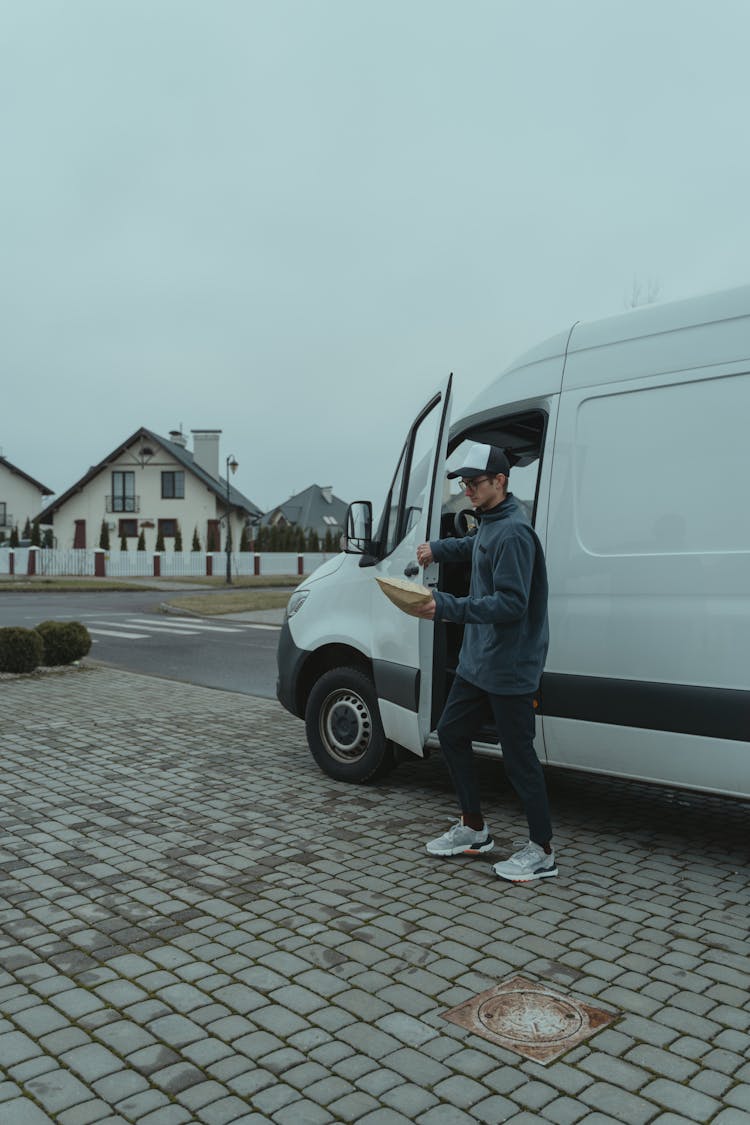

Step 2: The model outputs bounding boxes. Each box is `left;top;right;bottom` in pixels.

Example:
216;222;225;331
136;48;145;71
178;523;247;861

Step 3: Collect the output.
0;627;44;673
35;621;92;666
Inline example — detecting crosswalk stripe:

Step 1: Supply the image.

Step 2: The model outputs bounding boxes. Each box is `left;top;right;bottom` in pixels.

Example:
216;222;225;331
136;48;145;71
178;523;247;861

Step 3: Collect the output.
126;618;242;633
89;620;201;636
88;628;150;639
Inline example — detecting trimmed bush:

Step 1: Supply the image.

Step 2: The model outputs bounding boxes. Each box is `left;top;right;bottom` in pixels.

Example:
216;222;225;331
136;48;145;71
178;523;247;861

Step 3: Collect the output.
35;620;92;666
0;627;44;673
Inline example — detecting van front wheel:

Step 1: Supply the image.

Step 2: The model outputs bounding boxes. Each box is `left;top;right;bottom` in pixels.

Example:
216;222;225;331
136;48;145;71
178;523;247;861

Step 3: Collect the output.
305;666;395;783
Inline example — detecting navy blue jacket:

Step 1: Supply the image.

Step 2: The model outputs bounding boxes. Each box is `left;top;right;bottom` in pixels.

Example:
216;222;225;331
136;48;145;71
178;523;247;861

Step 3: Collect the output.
431;494;549;695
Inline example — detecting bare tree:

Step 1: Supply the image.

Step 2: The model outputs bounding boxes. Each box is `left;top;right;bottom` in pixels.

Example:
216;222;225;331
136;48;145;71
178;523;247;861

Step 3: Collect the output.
625;276;662;309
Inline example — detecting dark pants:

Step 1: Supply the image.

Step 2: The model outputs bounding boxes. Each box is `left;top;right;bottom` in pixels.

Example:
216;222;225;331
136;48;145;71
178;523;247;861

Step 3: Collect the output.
436;675;553;847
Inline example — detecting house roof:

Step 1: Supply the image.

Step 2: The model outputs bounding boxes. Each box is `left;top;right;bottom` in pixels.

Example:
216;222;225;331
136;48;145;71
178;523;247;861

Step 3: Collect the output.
259;483;348;531
38;427;263;522
0;456;54;496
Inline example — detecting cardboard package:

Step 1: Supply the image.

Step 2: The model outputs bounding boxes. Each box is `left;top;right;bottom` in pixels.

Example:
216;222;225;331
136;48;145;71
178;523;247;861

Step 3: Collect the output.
375;576;433;616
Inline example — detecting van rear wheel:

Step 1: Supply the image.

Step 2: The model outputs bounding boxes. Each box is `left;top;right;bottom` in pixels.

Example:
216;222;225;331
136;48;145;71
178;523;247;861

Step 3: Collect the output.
305;666;395;783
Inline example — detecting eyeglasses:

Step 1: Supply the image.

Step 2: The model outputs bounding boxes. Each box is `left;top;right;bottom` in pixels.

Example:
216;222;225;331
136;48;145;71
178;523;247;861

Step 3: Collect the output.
460;476;490;491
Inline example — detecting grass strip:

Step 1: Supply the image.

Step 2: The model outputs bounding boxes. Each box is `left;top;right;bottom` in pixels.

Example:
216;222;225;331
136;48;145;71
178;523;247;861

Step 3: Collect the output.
166;591;291;615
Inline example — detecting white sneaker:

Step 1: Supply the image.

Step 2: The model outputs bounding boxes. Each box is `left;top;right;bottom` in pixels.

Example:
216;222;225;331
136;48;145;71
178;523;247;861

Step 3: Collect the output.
493;840;557;882
426;819;494;857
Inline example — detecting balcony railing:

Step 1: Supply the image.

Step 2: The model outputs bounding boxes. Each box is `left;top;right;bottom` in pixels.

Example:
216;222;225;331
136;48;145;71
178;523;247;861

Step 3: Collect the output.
105;496;140;513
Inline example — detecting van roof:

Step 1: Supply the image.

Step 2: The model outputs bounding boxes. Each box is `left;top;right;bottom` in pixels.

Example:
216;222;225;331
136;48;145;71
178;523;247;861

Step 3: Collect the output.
460;282;750;420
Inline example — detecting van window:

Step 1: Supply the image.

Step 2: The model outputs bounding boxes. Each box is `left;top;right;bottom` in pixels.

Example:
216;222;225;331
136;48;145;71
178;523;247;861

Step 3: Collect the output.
378;393;443;555
445;411;547;526
575;371;750;554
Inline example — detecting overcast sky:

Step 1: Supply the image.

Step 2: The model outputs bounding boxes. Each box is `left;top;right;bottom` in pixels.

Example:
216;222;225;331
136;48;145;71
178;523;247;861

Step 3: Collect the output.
2;0;748;512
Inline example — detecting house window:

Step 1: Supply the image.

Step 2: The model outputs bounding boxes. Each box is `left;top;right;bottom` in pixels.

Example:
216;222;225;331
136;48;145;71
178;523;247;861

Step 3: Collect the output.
158;518;177;538
119;519;138;538
161;471;185;499
0;502;6;527
112;471;136;512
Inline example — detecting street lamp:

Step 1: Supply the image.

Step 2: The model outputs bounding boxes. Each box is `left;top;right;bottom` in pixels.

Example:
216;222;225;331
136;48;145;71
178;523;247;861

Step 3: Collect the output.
225;455;238;584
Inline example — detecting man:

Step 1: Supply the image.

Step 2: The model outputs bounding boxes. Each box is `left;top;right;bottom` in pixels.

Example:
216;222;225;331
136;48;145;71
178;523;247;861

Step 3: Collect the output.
414;442;556;882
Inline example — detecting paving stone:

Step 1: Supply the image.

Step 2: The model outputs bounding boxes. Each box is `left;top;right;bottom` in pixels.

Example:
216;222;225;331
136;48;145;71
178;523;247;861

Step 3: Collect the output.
60;1043;124;1083
541;1095;590;1124
138;1108;194;1125
638;1075;719;1120
0;1031;42;1067
146;1014;206;1048
2;669;749;1125
381;1046;450;1086
0;1098;56;1124
195;1095;258;1124
24;1069;94;1116
471;1094;524;1124
57;1098;116;1124
579;1081;660;1124
415;1105;477;1124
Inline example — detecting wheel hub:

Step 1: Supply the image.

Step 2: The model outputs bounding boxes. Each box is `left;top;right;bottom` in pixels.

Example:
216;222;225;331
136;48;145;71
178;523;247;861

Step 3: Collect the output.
322;690;371;761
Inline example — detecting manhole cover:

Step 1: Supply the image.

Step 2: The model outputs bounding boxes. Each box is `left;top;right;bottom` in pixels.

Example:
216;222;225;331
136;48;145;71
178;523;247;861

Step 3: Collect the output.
442;975;618;1064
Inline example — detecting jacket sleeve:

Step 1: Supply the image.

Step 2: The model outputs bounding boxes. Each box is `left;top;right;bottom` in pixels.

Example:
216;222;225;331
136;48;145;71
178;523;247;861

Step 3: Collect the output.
430;535;476;563
433;532;534;624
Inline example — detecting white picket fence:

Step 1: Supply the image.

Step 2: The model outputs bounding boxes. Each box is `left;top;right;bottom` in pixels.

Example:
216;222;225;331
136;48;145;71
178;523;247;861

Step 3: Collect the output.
0;548;336;578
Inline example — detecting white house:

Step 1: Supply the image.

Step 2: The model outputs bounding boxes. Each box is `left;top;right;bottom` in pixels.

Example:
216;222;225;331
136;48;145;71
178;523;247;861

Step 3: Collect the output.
38;427;262;551
0;454;54;543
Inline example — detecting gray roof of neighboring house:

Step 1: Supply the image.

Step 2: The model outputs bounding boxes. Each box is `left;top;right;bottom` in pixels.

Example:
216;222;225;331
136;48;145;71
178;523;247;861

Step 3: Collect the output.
259;484;348;534
0;456;54;497
38;427;263;523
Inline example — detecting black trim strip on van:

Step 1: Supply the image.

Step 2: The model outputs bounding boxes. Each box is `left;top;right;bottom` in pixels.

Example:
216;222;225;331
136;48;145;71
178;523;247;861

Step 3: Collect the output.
373;659;420;712
540;673;750;743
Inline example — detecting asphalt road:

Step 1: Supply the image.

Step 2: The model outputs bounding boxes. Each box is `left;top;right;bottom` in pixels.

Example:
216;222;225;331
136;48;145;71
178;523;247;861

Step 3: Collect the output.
0;591;280;697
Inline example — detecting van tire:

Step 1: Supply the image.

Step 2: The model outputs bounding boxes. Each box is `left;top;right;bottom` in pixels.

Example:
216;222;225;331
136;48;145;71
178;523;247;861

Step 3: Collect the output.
305;666;395;783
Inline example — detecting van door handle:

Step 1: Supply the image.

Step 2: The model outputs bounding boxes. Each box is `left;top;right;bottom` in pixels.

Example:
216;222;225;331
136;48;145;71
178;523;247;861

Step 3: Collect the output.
404;563;419;577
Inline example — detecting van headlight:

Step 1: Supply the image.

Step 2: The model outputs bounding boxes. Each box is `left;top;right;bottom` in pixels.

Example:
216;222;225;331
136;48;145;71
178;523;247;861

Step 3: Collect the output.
286;589;310;621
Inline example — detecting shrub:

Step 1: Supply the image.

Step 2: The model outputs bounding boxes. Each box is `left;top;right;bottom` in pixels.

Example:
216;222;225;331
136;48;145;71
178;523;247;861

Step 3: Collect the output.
137;530;146;551
0;627;43;673
99;519;110;550
174;523;183;551
155;530;166;552
35;620;92;666
192;526;201;551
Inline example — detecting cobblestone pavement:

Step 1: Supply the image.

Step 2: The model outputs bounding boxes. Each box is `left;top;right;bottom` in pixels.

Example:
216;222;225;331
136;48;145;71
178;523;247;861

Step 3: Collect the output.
1;666;748;1125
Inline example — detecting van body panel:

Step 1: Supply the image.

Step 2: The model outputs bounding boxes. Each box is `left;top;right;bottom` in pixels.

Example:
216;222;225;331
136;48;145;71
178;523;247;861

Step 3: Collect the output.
543;717;749;799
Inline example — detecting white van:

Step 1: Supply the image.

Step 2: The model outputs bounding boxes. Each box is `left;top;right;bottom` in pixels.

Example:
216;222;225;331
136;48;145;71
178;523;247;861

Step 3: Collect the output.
276;284;750;799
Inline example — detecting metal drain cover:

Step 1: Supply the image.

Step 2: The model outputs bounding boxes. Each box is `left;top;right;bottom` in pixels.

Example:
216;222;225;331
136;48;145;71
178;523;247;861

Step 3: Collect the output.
442;975;618;1064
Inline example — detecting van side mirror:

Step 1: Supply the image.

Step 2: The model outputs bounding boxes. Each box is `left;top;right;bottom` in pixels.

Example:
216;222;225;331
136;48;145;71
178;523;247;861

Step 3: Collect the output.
344;501;373;556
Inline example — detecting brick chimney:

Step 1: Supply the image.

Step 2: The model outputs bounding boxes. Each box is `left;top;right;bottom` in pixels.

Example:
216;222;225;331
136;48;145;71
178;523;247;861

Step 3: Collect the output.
191;430;221;480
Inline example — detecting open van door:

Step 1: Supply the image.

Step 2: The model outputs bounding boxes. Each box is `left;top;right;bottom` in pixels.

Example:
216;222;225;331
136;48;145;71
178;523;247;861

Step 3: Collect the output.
366;374;453;756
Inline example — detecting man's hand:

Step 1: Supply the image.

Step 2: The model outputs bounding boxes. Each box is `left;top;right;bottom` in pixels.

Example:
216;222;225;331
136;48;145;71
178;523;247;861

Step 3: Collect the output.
413;596;436;620
416;542;433;566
